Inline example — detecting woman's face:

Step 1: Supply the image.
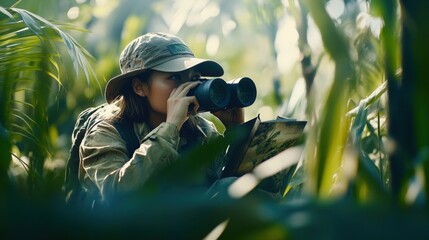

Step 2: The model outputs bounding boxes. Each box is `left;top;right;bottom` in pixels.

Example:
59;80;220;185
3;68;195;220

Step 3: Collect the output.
139;69;201;116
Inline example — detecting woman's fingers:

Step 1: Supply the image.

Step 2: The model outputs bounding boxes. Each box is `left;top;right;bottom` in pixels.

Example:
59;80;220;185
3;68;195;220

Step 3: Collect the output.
170;81;200;97
166;82;201;128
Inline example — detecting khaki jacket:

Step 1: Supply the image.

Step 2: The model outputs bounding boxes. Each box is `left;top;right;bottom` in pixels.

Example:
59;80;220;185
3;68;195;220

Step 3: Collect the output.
78;103;223;206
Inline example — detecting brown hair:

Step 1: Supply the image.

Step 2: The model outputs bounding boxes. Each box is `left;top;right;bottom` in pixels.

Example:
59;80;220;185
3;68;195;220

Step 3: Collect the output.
115;70;152;123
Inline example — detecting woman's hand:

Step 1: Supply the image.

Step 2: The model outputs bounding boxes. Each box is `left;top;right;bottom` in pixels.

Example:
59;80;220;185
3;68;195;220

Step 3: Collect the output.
211;108;244;129
166;81;200;129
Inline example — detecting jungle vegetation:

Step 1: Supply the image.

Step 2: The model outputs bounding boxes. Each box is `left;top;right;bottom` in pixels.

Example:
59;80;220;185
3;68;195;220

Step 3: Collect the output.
1;0;429;239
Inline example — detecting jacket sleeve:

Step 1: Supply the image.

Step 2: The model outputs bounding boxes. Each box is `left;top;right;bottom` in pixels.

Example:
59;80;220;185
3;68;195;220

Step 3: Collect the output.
80;121;180;202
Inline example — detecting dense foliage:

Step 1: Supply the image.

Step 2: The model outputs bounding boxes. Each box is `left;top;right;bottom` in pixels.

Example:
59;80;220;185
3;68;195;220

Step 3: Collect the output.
1;0;429;239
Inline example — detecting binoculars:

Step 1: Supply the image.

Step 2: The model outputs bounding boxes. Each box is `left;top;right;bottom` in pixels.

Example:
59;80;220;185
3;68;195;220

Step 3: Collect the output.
188;77;257;112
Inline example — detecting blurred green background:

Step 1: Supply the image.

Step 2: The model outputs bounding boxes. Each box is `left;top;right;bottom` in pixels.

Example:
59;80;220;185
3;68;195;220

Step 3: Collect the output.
1;0;429;239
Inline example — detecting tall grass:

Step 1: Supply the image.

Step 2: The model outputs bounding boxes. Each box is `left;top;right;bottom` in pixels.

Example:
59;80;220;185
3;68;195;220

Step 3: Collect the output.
396;1;429;205
296;0;429;208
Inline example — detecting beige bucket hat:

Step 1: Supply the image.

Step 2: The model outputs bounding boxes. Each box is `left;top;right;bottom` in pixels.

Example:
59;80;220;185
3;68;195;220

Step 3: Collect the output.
105;32;224;103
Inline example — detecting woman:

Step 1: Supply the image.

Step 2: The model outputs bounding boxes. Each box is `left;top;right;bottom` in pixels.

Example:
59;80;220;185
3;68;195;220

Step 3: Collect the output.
75;32;243;207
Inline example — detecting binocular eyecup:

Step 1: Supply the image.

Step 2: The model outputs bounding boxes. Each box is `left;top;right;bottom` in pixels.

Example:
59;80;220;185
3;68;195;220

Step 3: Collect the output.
188;77;257;112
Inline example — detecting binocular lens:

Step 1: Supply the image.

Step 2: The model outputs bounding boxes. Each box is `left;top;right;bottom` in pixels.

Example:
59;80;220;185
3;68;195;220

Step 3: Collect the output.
209;80;228;106
188;77;257;112
236;77;257;106
189;78;230;112
228;77;257;108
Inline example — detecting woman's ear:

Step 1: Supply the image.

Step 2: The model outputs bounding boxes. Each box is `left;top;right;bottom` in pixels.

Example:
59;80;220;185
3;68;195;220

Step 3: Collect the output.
132;78;148;97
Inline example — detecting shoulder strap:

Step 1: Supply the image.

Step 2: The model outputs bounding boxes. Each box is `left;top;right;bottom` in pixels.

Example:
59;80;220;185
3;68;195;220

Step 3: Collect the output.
64;104;107;204
112;118;140;158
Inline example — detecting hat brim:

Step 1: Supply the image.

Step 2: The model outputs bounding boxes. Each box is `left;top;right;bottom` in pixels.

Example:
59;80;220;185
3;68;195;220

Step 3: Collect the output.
105;57;224;103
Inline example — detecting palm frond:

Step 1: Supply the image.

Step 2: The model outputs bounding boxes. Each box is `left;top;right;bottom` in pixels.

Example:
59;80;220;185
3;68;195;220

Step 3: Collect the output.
0;6;15;20
10;8;97;86
0;7;98;192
